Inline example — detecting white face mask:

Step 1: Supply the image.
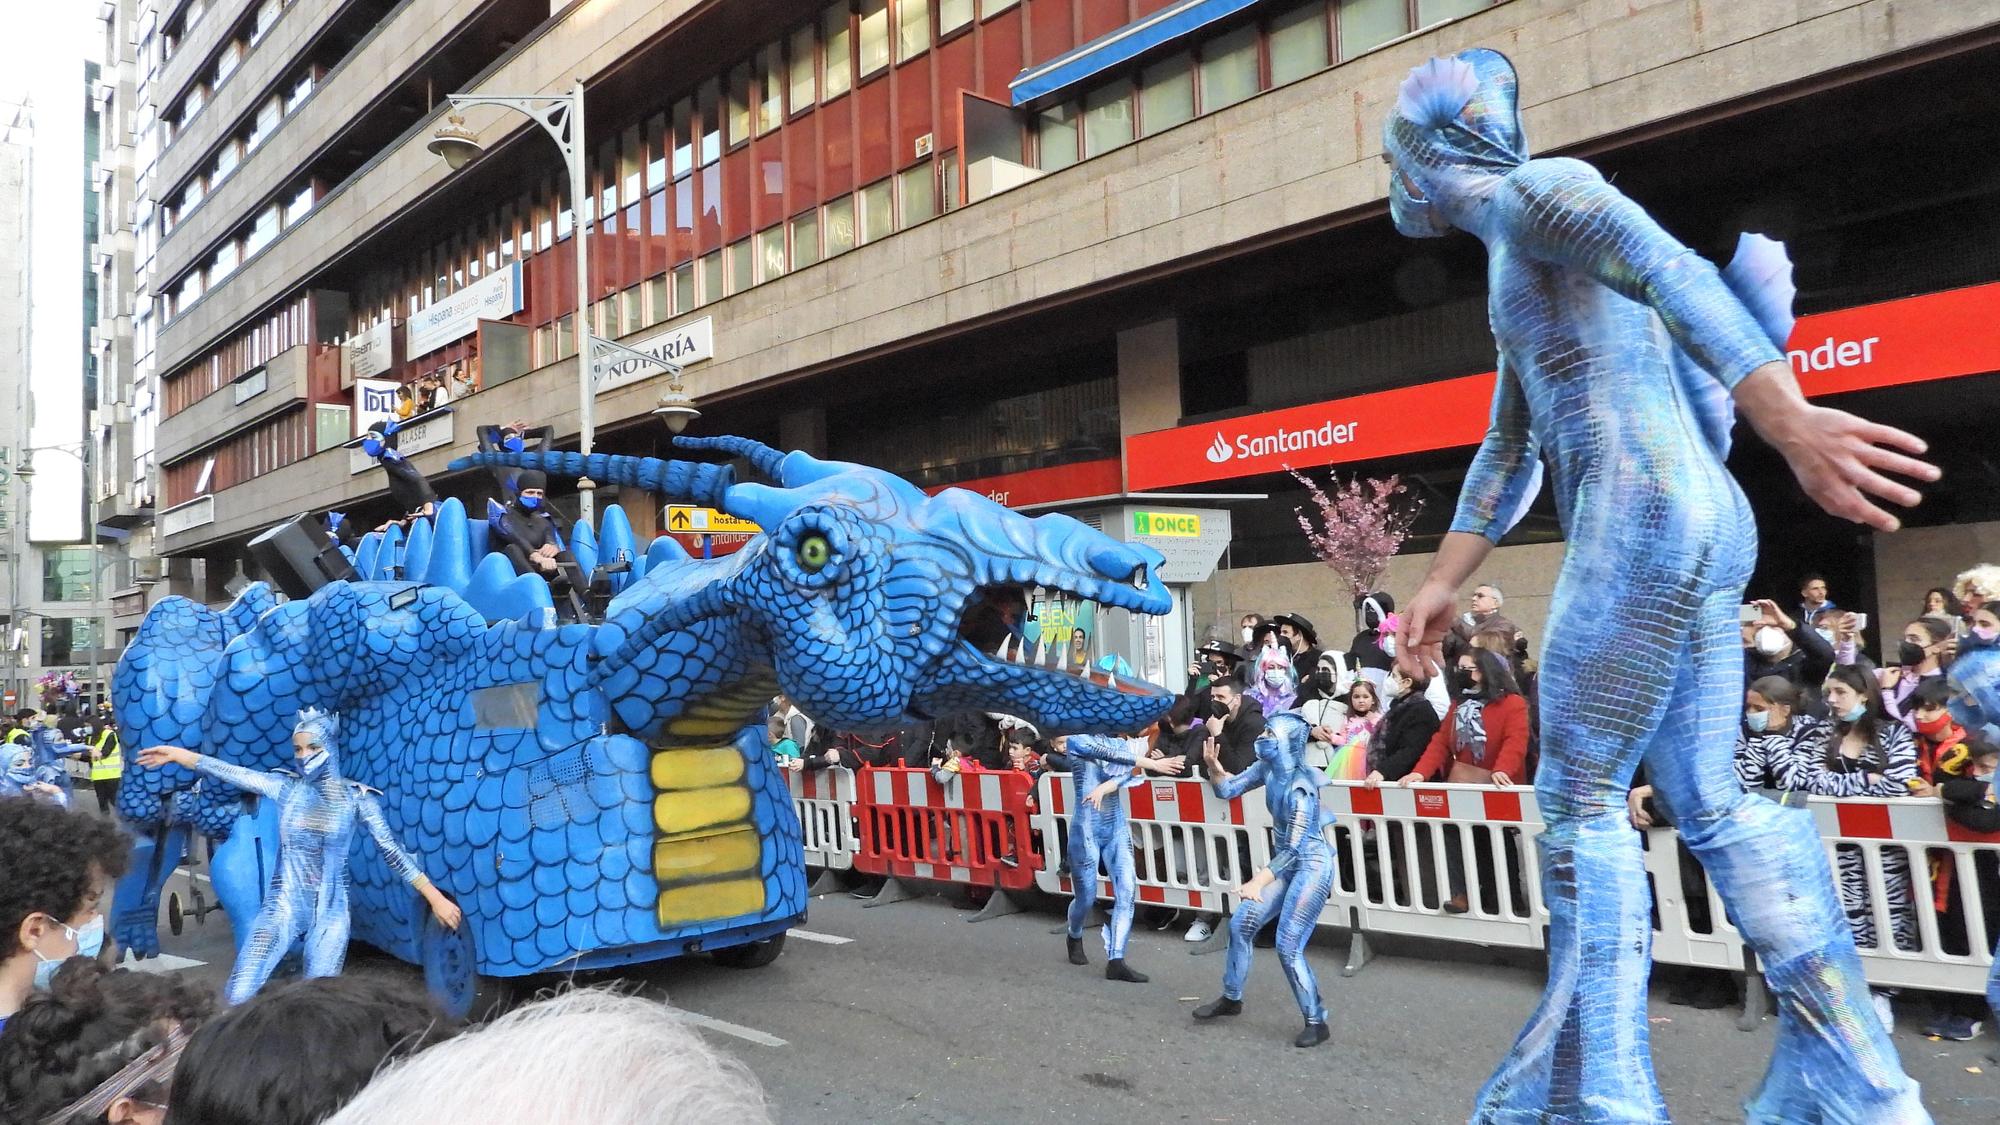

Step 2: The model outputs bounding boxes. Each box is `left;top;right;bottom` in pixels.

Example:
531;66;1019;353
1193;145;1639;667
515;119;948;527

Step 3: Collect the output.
1240;627;1254;644
1381;678;1404;703
1381;634;1398;658
1753;626;1787;656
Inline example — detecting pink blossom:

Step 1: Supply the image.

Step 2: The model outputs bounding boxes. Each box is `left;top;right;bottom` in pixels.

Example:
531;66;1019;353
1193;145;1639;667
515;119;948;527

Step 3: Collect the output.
1289;469;1424;605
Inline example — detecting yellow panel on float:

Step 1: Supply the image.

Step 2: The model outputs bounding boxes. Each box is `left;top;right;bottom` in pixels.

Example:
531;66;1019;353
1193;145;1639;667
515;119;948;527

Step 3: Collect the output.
652;787;752;836
650;746;746;790
653;827;762;883
658;877;766;925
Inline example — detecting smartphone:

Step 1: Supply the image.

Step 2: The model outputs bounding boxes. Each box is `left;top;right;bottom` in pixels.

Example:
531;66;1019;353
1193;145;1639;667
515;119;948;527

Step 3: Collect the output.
1850;612;1868;631
1738;604;1762;624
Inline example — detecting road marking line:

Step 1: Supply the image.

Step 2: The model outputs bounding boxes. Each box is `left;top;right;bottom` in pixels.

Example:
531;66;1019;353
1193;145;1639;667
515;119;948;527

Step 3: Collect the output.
119;953;207;974
670;1009;788;1048
786;927;853;945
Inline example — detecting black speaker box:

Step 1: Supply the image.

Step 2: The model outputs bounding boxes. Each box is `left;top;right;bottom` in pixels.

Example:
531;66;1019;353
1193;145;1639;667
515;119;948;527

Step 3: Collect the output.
249;514;358;599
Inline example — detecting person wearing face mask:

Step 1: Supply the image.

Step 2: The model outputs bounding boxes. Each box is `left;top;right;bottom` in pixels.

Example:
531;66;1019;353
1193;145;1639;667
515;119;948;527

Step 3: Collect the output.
492;470;593;619
0;797;131;1034
357;420;438;531
1732;676;1823;794
0;959;214;1125
1781;665;1921;1030
1236;613;1271;653
136;709;462;1005
1878;618;1952;725
1243;642;1298;718
1400;649;1530;914
1742;597;1837;700
1348;592;1399;682
1193;713;1338;1047
1270;614;1328;703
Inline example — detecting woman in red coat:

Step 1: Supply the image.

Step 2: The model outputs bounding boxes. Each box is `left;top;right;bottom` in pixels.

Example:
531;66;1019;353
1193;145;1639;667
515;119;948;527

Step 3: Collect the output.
1399;647;1530;913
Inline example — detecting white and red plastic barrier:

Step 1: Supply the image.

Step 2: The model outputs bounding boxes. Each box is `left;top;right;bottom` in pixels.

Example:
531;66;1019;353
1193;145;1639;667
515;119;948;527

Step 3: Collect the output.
791;766;1997;996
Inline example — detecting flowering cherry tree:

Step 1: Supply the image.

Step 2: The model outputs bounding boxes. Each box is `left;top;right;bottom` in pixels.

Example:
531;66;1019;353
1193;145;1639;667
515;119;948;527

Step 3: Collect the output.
1289;469;1424;604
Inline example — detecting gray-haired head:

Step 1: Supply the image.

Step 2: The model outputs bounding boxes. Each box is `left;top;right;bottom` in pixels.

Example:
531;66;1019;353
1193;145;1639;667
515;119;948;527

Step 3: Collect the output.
321;989;771;1125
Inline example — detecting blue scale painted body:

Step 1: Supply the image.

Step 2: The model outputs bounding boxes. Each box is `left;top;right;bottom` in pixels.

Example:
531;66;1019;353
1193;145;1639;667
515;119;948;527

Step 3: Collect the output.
1385;49;1926;1122
1208;712;1335;1025
111;437;1174;999
1062;734;1147;960
1943;636;2000;1050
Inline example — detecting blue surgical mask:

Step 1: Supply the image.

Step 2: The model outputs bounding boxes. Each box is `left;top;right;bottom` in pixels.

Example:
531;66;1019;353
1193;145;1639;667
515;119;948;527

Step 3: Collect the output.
504;434;525;452
1744;710;1770;733
1840;701;1868;724
32;914;104;989
519;495;541;510
360;437;384;458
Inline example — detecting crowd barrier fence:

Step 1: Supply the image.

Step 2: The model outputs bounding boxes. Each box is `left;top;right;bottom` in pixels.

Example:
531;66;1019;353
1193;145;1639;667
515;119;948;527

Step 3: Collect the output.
797;765;1998;997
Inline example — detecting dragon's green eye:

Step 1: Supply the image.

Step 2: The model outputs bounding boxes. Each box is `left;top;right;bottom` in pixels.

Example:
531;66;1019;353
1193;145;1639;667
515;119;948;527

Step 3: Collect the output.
796;534;832;573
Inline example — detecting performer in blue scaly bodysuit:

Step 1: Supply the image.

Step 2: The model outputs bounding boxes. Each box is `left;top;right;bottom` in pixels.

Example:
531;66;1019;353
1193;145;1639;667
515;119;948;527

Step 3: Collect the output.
1191;712;1335;1048
138;709;462;1004
1061;734;1184;982
1387;49;1939;1122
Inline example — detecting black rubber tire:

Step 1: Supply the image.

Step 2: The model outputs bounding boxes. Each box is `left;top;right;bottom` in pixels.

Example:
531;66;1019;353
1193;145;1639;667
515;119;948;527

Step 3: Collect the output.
166;893;184;937
710;933;786;969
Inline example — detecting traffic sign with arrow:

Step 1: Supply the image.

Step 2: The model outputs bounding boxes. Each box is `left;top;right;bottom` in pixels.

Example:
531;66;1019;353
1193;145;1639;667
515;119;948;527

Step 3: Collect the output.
665;506;761;534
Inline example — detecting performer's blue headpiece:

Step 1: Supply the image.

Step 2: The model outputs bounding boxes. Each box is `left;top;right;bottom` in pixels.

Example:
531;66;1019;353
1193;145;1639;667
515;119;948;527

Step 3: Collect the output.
294;707;340;779
1254;711;1312;781
1382;48;1527;238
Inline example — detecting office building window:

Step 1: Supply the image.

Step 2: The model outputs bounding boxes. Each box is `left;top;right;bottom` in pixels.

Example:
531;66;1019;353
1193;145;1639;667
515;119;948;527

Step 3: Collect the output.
824;195;856;255
1140;54;1195;136
1269;3;1329;85
43;547;96;602
939;0;973;34
898;162;936;226
1082;83;1134;157
896;0;931;62
646;275;669;325
758;42;786;134
727;240;754;294
698;79;722;165
1419;0;1490;25
859;0;891;78
1199;25;1261;111
700;250;724;303
791;210;821;268
672;98;694;178
727;63;753;147
1037;105;1078;172
757;225;788;281
789;25;817;110
859;179;894;243
823;4;853;97
939;150;960;212
673;262;696;313
1338;0;1406;58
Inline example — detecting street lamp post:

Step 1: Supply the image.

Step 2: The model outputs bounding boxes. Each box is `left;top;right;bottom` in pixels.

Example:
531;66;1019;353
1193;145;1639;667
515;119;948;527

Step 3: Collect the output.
430;80;602;524
16;441;105;710
429;81;701;528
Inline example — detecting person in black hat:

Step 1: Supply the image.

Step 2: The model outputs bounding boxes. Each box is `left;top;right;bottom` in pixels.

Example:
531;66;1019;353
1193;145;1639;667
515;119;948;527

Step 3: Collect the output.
1271;613;1329;702
492;471;590;619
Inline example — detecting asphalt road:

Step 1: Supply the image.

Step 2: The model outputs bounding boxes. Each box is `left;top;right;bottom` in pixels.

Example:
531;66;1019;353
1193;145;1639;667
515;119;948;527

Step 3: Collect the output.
136;876;1998;1123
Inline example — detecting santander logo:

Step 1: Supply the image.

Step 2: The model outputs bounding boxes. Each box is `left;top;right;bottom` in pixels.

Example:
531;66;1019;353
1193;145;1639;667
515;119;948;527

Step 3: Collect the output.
1202;420;1361;466
1204;432;1233;463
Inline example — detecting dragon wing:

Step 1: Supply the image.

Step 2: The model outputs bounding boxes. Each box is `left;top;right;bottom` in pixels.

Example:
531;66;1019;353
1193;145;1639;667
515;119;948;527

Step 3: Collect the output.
1673;233;1797;458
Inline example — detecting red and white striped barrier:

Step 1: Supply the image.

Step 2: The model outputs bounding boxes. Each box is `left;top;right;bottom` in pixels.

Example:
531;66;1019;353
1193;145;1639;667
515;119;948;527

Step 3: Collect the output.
788;767;859;872
794;764;1996;997
853;767;1041;892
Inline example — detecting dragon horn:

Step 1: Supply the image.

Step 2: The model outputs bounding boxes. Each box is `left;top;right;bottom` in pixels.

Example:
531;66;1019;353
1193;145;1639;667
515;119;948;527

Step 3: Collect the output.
670;435;786;479
673;434;847;488
449;451;735;507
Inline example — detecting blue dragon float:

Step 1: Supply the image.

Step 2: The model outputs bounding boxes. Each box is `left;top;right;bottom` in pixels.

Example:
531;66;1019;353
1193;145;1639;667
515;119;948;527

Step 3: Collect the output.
109;437;1174;1010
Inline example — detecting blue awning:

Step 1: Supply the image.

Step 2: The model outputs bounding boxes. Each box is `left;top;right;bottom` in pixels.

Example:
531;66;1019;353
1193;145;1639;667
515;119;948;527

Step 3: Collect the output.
1008;0;1264;107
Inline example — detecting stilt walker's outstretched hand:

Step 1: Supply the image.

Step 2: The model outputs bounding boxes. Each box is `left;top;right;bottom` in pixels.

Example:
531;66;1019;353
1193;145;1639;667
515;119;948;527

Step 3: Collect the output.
1735;362;1939;532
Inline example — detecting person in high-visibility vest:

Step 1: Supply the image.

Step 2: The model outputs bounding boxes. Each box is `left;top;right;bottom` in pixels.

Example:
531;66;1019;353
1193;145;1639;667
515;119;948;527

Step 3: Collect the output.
87;717;122;816
5;709;39;745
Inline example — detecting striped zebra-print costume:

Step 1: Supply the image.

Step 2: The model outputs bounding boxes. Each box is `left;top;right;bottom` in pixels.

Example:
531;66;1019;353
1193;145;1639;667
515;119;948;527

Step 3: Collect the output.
1781;719;1922;952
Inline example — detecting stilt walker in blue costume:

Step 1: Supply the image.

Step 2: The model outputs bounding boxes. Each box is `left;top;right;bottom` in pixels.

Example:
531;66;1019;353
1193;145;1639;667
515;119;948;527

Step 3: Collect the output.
1061;734;1184;982
137;709;462;1004
1386;49;1939;1121
1191;712;1336;1047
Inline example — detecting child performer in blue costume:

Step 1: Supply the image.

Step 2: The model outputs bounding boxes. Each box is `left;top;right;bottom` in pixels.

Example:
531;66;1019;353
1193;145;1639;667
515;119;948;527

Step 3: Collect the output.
1060;734;1184;982
1386;49;1938;1121
1191;712;1336;1047
138;709;462;1004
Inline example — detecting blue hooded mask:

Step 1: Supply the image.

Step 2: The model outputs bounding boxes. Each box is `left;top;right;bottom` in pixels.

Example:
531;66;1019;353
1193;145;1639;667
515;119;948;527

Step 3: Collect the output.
1382;48;1528;240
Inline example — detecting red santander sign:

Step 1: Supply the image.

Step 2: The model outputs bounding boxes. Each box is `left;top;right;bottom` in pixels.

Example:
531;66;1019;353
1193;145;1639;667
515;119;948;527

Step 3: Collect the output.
922;458;1121;509
1127;282;2000;491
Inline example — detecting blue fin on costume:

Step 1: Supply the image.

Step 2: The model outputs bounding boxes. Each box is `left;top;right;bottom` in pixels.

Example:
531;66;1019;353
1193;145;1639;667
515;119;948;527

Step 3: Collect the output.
1395;56;1479;128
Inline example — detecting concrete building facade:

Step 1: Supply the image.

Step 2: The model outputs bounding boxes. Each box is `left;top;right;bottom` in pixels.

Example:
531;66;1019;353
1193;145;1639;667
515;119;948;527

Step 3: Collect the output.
127;0;2000;669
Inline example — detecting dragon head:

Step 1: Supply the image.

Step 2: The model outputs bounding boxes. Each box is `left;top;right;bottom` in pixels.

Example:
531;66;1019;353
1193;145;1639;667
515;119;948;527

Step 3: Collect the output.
453;438;1175;735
